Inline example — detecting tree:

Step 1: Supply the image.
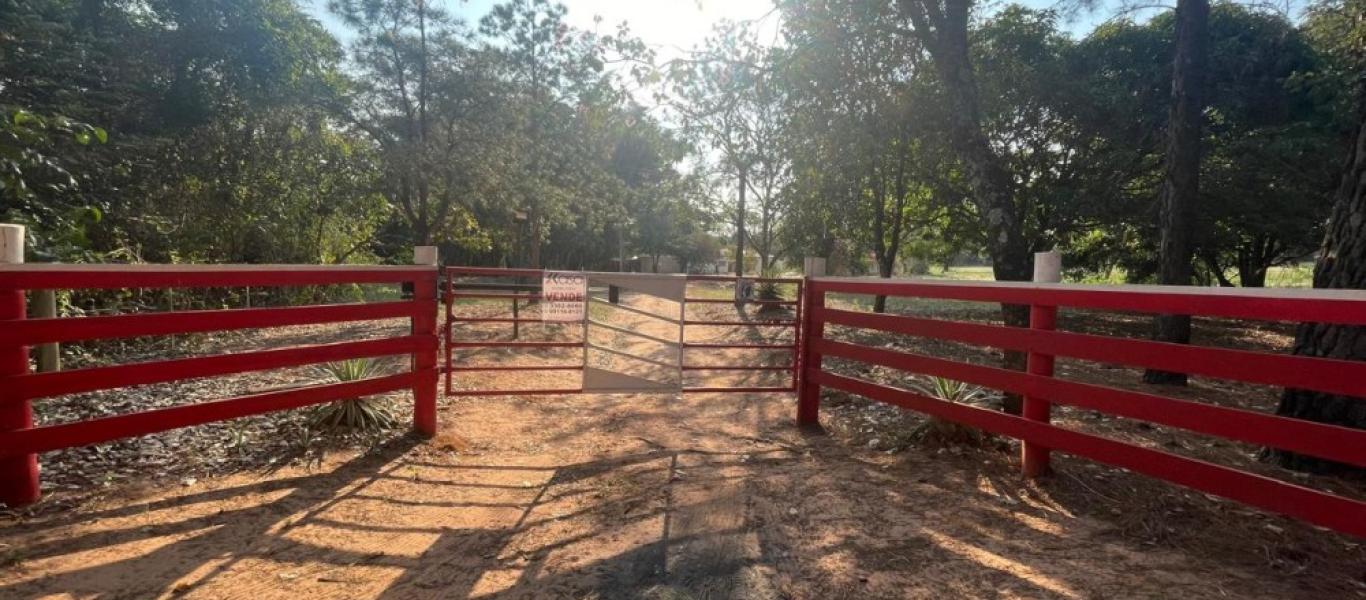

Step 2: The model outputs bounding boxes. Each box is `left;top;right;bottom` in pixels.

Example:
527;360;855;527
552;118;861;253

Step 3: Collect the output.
331;0;493;248
1060;6;1338;289
780;0;963;311
479;0;645;268
895;0;1032;286
0;107;107;258
1197;7;1340;287
1145;0;1209;385
669;21;791;276
132;112;388;264
1270;0;1366;472
2;0;359;263
890;0;1038;411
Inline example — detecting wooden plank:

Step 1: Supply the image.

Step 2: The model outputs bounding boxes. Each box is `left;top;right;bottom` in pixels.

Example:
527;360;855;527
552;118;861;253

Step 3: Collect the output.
7;336;432;401
811;278;1366;324
0;264;429;289
0;372;417;456
3;301;416;345
818;307;1366;398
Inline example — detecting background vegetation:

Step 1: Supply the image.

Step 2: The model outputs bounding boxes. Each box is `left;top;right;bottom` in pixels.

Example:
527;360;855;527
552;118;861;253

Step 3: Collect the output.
1;0;1356;287
4;0;1365;446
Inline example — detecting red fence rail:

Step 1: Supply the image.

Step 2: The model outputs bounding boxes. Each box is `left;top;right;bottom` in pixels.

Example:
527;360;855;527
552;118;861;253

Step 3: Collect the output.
0;264;439;507
796;277;1366;538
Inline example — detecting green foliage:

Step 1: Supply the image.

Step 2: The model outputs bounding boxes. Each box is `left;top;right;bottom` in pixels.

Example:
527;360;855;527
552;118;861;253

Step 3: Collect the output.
1;0;1359;298
0;106;107;259
769;2;1350;287
668;20;793;273
1;0;363;264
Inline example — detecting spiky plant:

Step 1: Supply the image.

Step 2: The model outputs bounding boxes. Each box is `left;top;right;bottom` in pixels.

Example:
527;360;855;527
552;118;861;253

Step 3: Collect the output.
906;376;995;448
310;358;396;432
755;271;789;316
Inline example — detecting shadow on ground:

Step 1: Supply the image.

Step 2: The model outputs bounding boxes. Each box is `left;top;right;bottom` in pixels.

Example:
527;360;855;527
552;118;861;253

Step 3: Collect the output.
0;392;1335;600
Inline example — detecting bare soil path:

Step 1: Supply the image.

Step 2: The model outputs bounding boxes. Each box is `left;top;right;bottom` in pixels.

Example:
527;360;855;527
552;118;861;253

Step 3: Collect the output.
1;389;1335;599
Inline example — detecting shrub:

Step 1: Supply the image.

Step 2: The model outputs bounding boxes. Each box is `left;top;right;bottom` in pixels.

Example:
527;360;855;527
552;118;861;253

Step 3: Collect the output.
906;376;996;448
310;358;396;432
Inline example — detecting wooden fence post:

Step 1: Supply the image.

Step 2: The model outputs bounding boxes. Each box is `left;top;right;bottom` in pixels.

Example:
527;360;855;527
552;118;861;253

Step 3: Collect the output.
412;246;439;437
796;276;824;427
1022;250;1061;477
34;290;59;372
1;224;40;506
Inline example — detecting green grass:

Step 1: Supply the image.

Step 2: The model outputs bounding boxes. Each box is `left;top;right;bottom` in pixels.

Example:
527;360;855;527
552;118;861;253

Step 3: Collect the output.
684;283;734;301
1264;263;1314;288
921;265;995;281
918;262;1316;288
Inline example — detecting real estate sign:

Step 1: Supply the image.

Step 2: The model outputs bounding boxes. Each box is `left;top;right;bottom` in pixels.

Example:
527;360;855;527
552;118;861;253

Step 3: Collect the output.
542;271;587;322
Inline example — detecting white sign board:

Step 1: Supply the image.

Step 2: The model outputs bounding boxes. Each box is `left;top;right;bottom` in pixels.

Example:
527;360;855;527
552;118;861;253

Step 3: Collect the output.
542;271;587;322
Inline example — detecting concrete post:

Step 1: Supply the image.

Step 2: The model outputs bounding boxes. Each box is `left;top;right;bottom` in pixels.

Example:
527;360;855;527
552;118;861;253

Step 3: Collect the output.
803;256;827;277
1;224;40;506
1032;250;1062;284
414;246;438;267
1022;250;1061;477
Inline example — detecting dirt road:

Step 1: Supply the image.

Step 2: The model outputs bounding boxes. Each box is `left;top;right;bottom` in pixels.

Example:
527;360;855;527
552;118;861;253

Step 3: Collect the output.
2;389;1324;599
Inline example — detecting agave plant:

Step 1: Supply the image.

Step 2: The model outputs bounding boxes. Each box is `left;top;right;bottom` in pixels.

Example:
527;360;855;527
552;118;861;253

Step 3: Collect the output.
310;358;396;432
755;272;789;316
906;375;995;448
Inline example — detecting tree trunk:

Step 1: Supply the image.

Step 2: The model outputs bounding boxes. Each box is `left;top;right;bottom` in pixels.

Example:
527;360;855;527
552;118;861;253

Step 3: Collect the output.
1201;251;1235;287
873;168;889;313
735;166;747;277
873;256;894;314
528;212;542;269
874;145;911;315
1269;91;1366;473
1238;263;1268;288
1235;235;1276;288
1145;0;1209;386
897;0;1032;413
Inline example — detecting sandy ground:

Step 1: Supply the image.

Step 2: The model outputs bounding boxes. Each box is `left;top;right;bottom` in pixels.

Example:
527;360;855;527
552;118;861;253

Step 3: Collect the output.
1;390;1332;600
2;286;1362;598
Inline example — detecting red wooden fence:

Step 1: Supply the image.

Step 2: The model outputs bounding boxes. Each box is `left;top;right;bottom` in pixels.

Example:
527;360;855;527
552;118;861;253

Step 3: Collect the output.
796;277;1366;538
5;262;1365;540
0;264;439;507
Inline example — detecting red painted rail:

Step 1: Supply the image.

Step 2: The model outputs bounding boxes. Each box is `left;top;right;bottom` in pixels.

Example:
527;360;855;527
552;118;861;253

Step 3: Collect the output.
796;277;1366;538
0;264;440;507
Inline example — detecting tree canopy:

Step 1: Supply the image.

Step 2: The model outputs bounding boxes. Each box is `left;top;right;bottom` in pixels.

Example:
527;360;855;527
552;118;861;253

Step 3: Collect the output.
0;0;1355;287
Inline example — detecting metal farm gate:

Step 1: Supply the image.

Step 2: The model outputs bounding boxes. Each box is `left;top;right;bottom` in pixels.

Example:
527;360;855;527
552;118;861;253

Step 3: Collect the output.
442;267;802;397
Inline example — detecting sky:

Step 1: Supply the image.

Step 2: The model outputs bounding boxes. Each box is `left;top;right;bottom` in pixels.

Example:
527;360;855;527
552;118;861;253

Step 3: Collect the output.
307;0;785;54
304;0;1127;58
